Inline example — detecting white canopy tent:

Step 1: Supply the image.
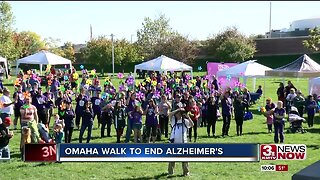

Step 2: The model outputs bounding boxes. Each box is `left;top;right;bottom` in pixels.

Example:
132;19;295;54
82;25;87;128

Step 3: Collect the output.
0;56;9;78
134;55;193;78
216;60;272;89
309;77;320;95
16;51;72;75
217;60;272;106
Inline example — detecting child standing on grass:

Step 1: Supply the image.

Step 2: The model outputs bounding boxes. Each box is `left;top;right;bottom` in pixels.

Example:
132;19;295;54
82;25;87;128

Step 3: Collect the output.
273;101;286;143
265;98;276;133
53;124;64;144
305;95;317;128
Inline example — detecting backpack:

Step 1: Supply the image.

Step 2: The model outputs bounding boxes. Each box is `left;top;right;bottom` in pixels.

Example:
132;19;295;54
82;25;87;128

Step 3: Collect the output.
244;111;253;121
170;116;188;143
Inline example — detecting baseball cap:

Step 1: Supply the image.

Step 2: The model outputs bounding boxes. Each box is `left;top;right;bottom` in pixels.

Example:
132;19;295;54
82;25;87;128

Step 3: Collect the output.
3;117;11;125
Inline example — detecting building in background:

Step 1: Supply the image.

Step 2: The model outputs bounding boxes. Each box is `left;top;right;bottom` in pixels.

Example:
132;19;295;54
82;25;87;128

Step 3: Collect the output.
265;18;320;38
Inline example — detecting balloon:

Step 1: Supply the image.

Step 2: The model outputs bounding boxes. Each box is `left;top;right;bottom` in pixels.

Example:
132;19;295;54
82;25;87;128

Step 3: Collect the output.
198;66;202;71
80;65;84;70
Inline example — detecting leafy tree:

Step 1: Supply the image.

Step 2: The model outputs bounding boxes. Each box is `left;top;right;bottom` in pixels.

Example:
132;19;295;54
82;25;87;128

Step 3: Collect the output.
43;37;65;56
136;13;176;59
0;1;17;60
154;34;200;63
204;27;256;62
81;36;142;71
115;39;143;66
216;37;256;62
303;27;320;51
81;36;112;67
13;31;46;58
61;42;76;62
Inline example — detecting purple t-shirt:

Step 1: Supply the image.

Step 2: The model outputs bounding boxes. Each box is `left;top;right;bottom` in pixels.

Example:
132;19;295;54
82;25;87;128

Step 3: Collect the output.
91;97;102;112
76;96;88;112
273;108;286;122
146;107;158;126
131;111;142;124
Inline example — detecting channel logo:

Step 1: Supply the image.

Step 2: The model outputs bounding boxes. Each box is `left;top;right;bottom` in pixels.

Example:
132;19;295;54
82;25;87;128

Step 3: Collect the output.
260;144;306;160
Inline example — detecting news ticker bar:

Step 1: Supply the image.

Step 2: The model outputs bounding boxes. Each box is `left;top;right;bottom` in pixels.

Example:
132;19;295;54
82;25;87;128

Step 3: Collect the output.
22;143;307;162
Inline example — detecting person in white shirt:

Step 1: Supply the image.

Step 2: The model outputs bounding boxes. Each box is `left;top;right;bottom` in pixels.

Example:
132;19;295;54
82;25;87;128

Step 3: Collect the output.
168;108;194;177
286;88;297;112
0;88;15;122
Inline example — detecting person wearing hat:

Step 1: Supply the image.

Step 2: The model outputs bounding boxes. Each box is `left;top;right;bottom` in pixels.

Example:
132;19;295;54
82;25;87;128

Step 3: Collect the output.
0;117;13;159
0;88;15;122
168;108;194;176
293;90;305;117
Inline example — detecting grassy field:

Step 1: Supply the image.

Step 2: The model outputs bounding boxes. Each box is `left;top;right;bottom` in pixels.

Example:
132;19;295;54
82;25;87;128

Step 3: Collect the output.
1;74;320;180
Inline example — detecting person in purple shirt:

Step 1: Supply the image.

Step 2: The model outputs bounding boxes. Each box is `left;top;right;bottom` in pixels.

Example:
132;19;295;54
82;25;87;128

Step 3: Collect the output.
50;76;60;100
35;87;48;126
273;101;286;143
75;92;88;129
13;85;24;130
91;91;102;129
305;95;317;128
144;99;159;143
220;91;233;137
130;104;143;143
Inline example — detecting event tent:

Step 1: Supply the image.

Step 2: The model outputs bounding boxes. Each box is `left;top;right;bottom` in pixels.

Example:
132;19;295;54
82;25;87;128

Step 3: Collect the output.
265;54;320;78
0;56;9;78
133;55;193;78
217;60;272;105
308;77;320;95
216;60;272;78
16;51;72;75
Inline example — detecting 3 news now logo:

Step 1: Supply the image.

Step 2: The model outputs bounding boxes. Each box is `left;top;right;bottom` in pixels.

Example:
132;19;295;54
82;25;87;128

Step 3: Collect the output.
260;144;306;160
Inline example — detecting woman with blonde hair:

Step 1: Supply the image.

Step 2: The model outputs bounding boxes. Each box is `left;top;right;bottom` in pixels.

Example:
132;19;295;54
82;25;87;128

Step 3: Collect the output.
273;101;286;143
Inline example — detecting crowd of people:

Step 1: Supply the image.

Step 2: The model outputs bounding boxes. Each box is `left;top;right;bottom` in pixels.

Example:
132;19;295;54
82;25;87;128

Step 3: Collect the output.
0;65;315;175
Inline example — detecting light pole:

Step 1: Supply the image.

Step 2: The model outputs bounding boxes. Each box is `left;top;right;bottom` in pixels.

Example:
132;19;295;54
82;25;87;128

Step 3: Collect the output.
111;33;115;77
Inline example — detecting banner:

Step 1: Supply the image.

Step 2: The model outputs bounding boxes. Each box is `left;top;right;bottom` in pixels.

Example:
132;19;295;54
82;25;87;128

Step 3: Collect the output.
207;62;239;90
58;143;259;162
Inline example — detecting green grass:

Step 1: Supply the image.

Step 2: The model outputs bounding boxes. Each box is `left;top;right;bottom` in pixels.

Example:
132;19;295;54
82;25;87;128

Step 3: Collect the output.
1;74;320;180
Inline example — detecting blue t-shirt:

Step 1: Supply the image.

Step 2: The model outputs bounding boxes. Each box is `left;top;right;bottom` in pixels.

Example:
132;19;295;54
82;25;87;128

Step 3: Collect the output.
306;100;317;115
